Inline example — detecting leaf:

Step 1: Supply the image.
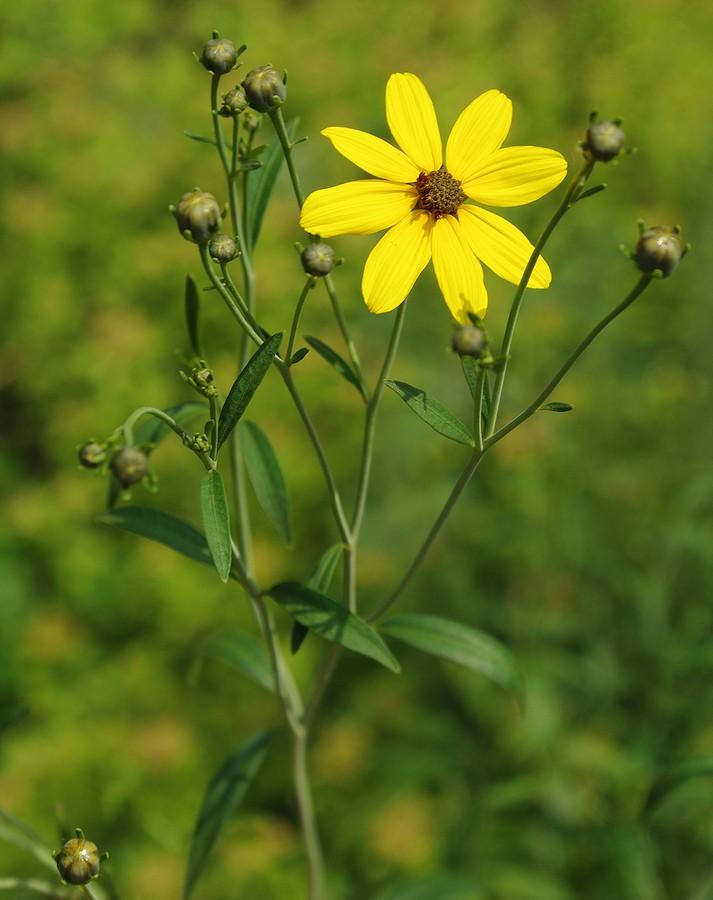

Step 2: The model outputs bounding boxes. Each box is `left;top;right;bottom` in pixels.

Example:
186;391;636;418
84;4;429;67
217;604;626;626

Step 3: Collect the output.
304;336;364;396
308;543;344;594
385;380;474;446
184;274;202;357
539;401;574;413
460;356;491;423
183;131;217;146
290;622;310;655
183;729;276;900
268;582;400;673
240;420;292;546
373;873;490;900
0;807;54;872
199;470;232;582
246;118;299;247
379;614;525;703
134;402;206;446
643;756;713;818
217;333;283;450
97;506;214;567
197;629;275;692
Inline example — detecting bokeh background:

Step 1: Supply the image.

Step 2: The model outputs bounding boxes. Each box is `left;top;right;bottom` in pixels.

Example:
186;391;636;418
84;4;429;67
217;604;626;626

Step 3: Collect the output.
2;0;712;897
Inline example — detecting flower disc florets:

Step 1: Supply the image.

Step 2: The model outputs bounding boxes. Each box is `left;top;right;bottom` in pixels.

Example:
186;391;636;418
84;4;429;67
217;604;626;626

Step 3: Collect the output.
416;168;466;219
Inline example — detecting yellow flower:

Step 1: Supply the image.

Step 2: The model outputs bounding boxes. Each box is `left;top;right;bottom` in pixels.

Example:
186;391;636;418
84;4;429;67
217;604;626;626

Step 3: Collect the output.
300;73;568;323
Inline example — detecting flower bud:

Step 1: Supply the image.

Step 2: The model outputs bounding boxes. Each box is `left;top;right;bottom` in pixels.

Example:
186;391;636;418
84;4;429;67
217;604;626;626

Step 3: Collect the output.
583;120;625;162
174;190;221;244
54;837;102;885
209;233;239;263
77;441;106;469
242;66;286;113
451;324;486;358
634;225;686;277
219;86;249;117
200;38;238;75
301;242;336;276
110;446;150;488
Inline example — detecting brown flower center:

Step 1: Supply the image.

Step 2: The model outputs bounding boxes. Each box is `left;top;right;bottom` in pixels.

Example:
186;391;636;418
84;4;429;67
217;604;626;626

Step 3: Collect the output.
415;168;466;219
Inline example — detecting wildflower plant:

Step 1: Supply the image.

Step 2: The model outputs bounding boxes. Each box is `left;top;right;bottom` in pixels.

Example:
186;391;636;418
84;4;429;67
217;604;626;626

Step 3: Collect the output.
7;30;688;900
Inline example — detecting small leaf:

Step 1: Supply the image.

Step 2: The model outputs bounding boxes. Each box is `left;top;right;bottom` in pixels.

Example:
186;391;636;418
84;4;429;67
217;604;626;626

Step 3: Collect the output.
246;118;299;247
240;420;292;546
539;401;574;413
268;582;400;673
200;470;232;582
290;346;310;365
217;333;283;450
183;131;217;146
197;629;275;692
290;622;310;655
385;380;474;446
134;402;206;446
98;506;213;567
643;756;713;818
185;274;202;357
305;336;364;396
308;543;344;594
379;614;525;703
183;729;276;900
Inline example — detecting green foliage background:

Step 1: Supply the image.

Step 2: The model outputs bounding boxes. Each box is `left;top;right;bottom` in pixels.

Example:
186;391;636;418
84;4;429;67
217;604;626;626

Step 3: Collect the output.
1;0;712;897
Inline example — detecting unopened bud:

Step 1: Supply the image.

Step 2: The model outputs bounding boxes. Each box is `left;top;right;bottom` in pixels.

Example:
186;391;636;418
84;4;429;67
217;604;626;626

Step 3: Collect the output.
110;446;150;488
209;233;239;263
634;225;686;277
242;66;286;113
174;190;221;244
219;86;249;117
451;324;486;358
77;441;106;469
583;120;625;162
54;836;102;886
301;242;336;276
200;38;238;76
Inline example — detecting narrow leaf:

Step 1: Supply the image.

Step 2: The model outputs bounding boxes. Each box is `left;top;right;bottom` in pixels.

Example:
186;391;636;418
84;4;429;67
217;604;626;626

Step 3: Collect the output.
290;622;310;655
183;729;276;900
185;274;202;357
240;420;293;546
183;131;217;146
134;402;206;446
198;629;275;692
268;582;400;673
305;336;364;395
308;543;345;594
643;756;713;818
217;333;283;450
246;118;299;246
379;614;525;703
199;470;232;582
373;874;489;900
539;401;574;413
97;506;213;567
385;380;474;446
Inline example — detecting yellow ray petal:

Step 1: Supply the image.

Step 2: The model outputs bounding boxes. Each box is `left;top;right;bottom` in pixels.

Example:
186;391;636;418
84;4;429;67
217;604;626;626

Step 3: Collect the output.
462;146;567;207
385;73;442;173
322;127;421;182
300;181;416;237
446;90;512;183
430;216;487;322
362;211;433;314
458;205;551;288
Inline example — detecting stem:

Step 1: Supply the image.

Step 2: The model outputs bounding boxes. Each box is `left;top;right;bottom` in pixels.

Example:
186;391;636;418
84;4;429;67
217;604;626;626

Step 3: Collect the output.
287;277;316;364
322;273;370;401
268;106;305;208
199;244;263;346
293;730;325;900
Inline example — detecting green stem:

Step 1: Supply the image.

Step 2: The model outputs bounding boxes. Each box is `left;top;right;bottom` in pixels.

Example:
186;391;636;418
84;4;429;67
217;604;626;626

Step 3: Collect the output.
322;273;370;401
268;105;305;208
199;244;263;346
287;277;316;364
293;729;325;900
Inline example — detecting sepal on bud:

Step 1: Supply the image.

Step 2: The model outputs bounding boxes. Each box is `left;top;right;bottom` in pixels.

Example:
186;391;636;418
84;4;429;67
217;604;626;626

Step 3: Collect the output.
242;65;286;113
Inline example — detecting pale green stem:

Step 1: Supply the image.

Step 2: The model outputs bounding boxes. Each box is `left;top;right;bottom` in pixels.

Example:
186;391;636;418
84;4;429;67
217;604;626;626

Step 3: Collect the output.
199;244;263;347
268;105;305;207
122;406;214;470
293;730;325;900
322;273;370;401
287;277;316;364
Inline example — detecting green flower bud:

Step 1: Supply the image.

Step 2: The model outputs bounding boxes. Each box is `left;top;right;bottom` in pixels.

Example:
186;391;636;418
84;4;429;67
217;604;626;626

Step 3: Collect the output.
583;120;625;162
54;837;102;886
634;225;686;277
189;365;217;398
77;441;106;469
242;66;286;113
301;242;336;276
209;233;239;263
451;324;486;358
174;190;221;244
200;38;238;75
219;86;249;117
110;446;150;488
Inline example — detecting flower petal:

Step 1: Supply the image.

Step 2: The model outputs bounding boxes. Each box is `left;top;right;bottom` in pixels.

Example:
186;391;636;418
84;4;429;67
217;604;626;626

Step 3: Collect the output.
385;73;442;172
300;181;416;237
431;216;487;322
458;205;552;288
321;127;421;182
446;90;512;182
362;210;432;314
462;146;567;207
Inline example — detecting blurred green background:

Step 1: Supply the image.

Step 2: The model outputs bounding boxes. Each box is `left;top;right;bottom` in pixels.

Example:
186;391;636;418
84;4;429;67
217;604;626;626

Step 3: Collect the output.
1;0;712;897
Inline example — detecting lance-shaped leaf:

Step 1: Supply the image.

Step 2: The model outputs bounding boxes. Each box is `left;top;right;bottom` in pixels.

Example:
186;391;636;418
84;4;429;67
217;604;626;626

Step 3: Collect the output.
268;582;400;673
539;401;574;413
240;420;292;546
217;332;283;450
200;470;232;582
643;756;713;818
379;614;525;704
98;506;214;567
385;380;474;446
184;273;202;357
197;629;275;693
183;729;276;900
246;118;299;247
305;336;364;396
292;544;346;655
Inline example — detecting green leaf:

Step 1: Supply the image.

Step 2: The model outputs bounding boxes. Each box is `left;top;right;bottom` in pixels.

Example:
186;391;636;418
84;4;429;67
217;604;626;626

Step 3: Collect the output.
385;380;474;446
183;131;217;146
460;356;491;423
539;401;574;412
183;729;276;900
246;117;299;246
134;402;206;446
199;470;232;582
97;506;213;567
197;628;275;692
240;420;292;546
0;807;54;872
268;582;400;673
643;756;713;818
379;614;525;703
184;274;202;357
373;874;490;900
305;336;364;396
308;543;345;594
290;621;310;655
217;333;283;450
